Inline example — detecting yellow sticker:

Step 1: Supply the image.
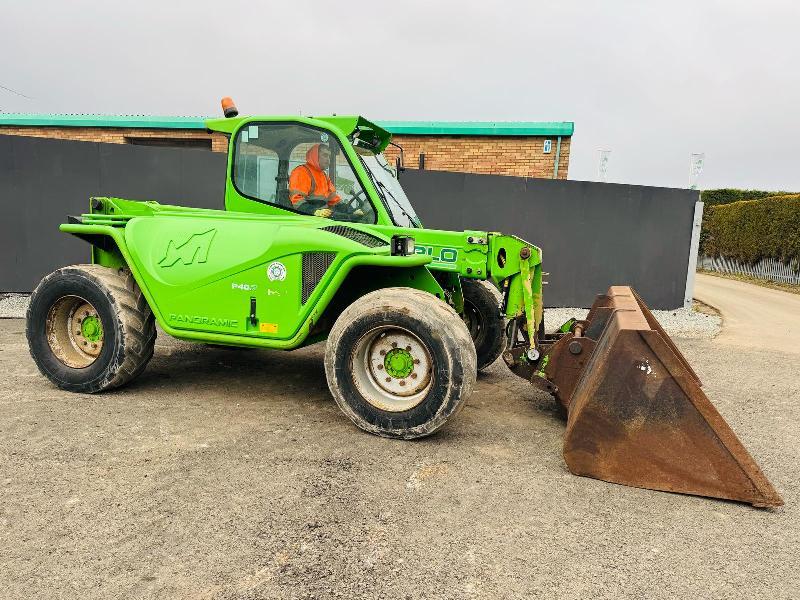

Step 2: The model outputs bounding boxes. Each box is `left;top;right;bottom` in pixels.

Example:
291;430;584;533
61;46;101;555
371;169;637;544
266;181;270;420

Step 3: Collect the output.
259;322;279;333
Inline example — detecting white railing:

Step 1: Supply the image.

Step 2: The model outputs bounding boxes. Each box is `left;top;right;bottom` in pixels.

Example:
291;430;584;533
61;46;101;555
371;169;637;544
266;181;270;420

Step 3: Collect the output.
699;255;800;285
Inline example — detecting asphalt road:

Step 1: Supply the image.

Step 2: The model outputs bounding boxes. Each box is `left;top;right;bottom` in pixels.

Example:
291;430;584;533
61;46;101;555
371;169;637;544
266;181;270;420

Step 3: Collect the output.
695;273;800;354
1;318;797;599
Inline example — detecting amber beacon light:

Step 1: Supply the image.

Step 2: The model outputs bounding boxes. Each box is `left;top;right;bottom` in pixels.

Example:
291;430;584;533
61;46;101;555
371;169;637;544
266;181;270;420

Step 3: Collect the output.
221;97;238;118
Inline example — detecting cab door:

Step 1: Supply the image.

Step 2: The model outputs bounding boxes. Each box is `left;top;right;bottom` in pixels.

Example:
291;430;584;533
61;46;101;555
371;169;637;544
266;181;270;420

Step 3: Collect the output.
227;121;377;224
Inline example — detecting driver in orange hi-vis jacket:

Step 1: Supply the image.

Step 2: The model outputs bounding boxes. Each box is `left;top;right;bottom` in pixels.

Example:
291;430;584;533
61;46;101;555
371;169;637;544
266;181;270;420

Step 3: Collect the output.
288;144;341;217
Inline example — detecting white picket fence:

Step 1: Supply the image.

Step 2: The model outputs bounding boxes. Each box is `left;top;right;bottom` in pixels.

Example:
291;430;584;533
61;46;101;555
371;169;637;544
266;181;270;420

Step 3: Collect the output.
699;255;800;285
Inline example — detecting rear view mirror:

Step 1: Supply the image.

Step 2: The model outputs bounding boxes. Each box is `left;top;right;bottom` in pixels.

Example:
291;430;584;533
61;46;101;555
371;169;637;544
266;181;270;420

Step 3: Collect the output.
389;142;405;178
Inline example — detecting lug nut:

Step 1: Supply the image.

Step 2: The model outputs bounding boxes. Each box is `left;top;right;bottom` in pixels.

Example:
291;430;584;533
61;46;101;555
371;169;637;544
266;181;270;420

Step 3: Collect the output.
414;359;420;364
411;373;418;379
399;381;406;386
385;377;392;383
377;364;383;370
405;345;411;351
379;349;386;355
391;342;398;348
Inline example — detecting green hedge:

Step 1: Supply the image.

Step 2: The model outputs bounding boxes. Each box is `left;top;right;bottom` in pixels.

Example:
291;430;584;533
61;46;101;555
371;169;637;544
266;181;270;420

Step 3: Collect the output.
701;195;800;264
701;188;793;207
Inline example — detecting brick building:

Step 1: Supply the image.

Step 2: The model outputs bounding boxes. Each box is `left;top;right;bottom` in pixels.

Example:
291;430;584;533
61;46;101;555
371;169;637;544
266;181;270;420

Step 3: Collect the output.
0;114;573;179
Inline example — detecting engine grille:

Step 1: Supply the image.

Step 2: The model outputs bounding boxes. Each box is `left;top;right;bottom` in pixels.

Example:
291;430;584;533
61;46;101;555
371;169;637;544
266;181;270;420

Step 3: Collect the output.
321;225;387;248
302;252;336;304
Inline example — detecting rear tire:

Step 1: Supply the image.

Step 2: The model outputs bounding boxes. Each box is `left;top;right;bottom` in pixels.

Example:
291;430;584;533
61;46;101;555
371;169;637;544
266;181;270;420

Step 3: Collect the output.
324;287;477;439
461;279;505;371
26;265;156;393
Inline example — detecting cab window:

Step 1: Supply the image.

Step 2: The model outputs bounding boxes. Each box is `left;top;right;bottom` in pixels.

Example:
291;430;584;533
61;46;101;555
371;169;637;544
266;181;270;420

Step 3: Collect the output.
232;123;376;224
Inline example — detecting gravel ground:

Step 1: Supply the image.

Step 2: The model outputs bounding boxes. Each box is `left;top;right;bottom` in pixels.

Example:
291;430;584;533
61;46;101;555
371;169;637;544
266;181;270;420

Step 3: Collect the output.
0;294;30;319
0;317;795;599
2;293;721;338
543;306;720;338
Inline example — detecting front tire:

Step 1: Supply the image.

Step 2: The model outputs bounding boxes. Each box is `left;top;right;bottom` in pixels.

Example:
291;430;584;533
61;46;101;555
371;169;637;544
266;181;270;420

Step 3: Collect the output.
461;279;505;371
324;288;477;439
26;265;156;393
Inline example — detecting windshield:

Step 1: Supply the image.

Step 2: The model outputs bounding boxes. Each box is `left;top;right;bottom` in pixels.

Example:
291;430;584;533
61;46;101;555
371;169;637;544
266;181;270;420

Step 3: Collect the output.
358;151;421;228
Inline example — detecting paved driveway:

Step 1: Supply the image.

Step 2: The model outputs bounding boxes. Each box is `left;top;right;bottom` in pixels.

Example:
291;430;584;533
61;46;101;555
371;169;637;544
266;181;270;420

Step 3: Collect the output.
695;273;800;354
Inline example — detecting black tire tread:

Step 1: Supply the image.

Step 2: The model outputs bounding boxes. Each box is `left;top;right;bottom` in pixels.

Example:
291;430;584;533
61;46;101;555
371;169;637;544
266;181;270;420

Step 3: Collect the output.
325;287;477;438
27;264;155;392
461;279;506;371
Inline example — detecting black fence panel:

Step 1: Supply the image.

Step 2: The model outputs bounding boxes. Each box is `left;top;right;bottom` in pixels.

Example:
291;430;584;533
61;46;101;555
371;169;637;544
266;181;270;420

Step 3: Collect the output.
400;170;699;309
0;135;226;291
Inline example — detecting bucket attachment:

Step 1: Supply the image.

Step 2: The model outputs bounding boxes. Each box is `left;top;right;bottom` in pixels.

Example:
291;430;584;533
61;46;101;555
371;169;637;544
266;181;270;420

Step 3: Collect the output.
538;286;782;507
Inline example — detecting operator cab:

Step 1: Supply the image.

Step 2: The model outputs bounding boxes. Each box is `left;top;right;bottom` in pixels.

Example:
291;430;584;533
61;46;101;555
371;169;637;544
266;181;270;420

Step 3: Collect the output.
233;122;376;224
217;100;421;228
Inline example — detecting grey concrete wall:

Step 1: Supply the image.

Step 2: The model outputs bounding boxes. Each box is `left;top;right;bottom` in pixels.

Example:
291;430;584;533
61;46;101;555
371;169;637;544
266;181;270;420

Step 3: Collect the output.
0;135;699;308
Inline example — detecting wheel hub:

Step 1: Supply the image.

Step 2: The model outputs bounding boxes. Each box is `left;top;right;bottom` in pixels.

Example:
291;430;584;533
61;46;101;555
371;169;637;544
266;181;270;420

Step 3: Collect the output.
462;300;484;344
81;314;102;342
352;327;434;412
46;296;104;368
384;347;414;379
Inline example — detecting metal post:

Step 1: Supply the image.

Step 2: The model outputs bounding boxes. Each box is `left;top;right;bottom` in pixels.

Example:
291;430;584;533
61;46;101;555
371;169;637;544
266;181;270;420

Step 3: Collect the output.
597;150;611;182
684;199;704;308
552;136;562;179
689;153;705;189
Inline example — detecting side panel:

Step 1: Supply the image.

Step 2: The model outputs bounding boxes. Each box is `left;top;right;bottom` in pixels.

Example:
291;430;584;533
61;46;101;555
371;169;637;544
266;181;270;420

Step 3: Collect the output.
123;216;333;341
62;219;436;349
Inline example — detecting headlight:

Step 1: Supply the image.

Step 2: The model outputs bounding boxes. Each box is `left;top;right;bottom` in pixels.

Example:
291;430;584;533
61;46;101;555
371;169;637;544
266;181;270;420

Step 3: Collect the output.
391;235;415;256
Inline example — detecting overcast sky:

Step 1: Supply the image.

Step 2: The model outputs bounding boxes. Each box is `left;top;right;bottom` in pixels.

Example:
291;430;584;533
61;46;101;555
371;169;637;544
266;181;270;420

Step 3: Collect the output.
1;0;798;190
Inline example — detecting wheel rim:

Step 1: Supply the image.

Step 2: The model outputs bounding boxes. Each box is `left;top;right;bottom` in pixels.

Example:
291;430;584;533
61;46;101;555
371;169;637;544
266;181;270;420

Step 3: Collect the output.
463;300;486;347
45;295;104;368
351;326;434;412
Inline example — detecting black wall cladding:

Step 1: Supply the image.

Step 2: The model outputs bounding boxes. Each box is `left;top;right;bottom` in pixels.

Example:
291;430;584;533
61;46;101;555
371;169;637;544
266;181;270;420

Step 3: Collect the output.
0;134;226;292
0;134;698;308
399;170;699;309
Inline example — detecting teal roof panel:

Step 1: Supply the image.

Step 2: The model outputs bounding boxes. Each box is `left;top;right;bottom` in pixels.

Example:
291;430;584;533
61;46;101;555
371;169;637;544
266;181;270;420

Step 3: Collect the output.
377;120;574;137
0;114;574;137
0;114;207;129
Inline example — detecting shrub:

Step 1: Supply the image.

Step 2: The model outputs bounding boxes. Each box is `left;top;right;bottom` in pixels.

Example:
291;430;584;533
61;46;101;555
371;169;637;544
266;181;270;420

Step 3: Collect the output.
701;188;793;207
701;195;800;264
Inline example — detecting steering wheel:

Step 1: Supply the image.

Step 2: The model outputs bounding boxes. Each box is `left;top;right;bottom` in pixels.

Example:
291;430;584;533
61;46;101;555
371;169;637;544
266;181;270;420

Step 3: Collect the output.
333;188;370;219
347;188;369;212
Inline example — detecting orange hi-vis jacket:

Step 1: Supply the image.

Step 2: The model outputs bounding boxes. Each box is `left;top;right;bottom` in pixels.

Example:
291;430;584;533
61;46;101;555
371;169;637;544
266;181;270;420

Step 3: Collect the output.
288;144;341;209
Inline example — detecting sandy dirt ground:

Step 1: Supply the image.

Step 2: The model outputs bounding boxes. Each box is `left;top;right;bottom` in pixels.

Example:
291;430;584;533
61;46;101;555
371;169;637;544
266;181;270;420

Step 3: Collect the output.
0;318;797;599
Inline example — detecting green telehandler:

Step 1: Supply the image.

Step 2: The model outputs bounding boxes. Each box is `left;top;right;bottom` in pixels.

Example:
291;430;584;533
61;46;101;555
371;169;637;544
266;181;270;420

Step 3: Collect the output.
26;99;782;507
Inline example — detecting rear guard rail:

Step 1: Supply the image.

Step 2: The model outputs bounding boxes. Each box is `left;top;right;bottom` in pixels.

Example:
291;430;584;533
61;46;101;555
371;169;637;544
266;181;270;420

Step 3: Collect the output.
539;286;782;507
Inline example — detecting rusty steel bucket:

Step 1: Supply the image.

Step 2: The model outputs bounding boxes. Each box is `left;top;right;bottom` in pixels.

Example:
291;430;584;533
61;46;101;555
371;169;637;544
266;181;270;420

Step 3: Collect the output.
541;286;782;507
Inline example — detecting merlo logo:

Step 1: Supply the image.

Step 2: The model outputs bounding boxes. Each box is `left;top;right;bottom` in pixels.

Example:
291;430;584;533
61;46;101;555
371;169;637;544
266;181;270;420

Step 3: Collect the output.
158;229;217;267
415;245;458;264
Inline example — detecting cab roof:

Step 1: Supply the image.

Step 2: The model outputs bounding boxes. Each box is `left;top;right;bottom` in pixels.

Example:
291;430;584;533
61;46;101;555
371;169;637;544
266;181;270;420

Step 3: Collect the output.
205;115;393;152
